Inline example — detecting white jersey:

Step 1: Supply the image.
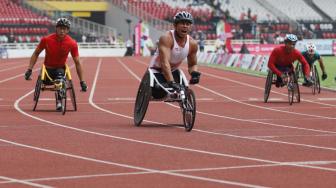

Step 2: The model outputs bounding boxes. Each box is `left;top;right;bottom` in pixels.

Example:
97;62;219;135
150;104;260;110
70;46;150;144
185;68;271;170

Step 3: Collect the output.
149;30;190;72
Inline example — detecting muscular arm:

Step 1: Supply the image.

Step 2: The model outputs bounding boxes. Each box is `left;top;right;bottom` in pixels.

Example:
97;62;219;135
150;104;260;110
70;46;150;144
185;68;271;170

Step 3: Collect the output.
187;38;198;74
158;34;174;82
318;58;326;73
297;53;310;77
267;49;282;76
73;56;84;81
28;47;43;70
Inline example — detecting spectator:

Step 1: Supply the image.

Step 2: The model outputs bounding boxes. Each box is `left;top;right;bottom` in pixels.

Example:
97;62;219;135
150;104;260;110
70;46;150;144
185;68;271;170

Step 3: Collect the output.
239;43;249;54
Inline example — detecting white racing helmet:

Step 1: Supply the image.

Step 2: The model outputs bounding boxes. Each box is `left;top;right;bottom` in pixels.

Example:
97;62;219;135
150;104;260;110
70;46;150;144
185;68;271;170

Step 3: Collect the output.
305;43;316;54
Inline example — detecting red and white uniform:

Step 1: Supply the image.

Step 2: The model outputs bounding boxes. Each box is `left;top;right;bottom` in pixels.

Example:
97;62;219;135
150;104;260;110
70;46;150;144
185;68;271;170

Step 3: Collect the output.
37;33;79;68
149;30;189;72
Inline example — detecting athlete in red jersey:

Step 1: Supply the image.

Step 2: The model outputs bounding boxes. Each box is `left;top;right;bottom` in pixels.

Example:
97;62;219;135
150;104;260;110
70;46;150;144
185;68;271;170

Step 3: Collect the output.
268;34;312;87
25;18;87;110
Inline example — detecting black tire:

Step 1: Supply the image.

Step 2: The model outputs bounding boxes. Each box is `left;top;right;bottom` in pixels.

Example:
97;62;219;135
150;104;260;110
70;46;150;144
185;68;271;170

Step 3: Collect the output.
134;71;151;126
60;81;67;115
68;80;77;111
264;70;273;103
33;76;42;111
288;76;294;105
311;65;317;95
314;65;321;94
293;72;300;103
183;88;196;132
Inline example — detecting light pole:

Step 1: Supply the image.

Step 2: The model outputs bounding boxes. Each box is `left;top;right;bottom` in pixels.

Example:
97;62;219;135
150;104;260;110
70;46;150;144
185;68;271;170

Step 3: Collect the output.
126;19;132;39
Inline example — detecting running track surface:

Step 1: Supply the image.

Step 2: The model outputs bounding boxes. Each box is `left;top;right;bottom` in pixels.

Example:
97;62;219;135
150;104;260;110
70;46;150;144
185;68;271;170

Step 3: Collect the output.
0;57;335;188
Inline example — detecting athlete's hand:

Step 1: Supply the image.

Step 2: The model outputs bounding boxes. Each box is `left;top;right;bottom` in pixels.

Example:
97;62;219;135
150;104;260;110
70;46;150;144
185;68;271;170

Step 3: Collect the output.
167;81;181;91
189;71;201;84
322;73;327;81
305;76;313;87
24;69;32;80
80;81;88;92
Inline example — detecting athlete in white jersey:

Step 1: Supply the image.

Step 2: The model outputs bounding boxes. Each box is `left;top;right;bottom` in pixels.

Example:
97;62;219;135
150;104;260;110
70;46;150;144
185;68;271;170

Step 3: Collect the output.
149;11;201;91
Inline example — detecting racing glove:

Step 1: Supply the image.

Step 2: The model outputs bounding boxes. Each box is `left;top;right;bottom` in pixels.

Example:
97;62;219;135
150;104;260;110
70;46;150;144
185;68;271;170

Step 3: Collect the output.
167;81;181;91
80;81;88;92
24;69;32;80
322;73;327;81
189;71;201;84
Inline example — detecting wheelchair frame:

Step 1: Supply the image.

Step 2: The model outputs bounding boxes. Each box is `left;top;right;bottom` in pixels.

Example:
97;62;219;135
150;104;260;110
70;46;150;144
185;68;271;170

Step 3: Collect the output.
33;64;77;115
264;69;300;105
134;68;196;131
295;63;321;94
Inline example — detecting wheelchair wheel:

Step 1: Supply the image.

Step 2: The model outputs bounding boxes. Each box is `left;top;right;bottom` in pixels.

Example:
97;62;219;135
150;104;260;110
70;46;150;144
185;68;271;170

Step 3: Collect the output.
288;78;294;105
33;76;42;111
293;72;300;103
68;80;77;111
264;70;273;103
60;81;67;115
313;65;321;94
134;71;151;126
182;88;196;132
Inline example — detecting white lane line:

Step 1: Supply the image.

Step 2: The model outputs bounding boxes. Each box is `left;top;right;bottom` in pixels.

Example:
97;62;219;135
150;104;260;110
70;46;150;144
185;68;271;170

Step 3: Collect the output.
0;64;27;73
0;138;266;188
11;60;268;188
2;160;335;184
126;59;336;140
0;176;52;188
249;98;284;101
247;134;336;139
11;58;336;187
317;98;336;101
107;97;213;101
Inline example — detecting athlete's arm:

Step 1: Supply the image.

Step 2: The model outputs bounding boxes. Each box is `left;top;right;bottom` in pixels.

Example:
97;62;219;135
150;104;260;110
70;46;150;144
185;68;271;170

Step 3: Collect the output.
317;55;326;73
28;39;45;70
267;48;282;76
73;56;84;82
297;51;310;77
187;38;198;74
158;33;174;82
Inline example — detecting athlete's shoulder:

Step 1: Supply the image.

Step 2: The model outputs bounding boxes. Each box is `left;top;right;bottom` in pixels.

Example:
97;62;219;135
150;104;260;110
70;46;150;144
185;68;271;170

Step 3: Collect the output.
188;35;197;47
159;31;173;47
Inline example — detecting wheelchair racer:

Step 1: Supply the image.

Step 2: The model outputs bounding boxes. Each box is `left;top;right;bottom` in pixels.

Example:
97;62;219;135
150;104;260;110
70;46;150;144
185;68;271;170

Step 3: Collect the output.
267;34;312;87
301;43;327;86
148;11;201;98
24;18;87;111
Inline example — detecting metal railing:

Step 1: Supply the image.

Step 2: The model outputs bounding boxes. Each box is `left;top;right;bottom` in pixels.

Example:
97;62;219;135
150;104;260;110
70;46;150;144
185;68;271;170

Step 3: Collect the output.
110;0;173;31
22;0;117;38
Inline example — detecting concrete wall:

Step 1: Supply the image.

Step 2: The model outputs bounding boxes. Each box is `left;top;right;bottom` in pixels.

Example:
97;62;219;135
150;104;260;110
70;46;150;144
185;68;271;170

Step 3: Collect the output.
105;2;164;42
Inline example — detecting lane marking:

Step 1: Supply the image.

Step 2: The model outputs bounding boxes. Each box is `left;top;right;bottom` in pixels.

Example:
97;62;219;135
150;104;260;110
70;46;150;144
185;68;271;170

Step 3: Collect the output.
107;97;213;101
317;98;336;101
1;160;335;184
0;176;52;188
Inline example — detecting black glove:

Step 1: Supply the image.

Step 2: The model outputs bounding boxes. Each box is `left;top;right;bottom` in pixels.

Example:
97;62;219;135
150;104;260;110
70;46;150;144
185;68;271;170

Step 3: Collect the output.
279;73;287;87
80;81;88;92
322;73;327;81
24;69;32;80
189;71;201;84
167;81;181;91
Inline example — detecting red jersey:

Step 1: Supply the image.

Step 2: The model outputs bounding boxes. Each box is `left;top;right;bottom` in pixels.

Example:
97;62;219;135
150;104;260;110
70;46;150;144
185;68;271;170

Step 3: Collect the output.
268;45;310;77
37;33;79;68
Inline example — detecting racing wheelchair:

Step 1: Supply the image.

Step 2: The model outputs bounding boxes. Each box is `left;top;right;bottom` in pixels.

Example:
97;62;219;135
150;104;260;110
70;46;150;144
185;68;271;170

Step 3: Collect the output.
264;68;300;105
295;63;320;94
33;64;77;115
134;68;196;132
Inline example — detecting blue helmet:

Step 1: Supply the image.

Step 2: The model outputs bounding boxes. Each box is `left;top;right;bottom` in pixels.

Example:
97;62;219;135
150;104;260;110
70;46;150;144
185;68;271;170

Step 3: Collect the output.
284;34;298;43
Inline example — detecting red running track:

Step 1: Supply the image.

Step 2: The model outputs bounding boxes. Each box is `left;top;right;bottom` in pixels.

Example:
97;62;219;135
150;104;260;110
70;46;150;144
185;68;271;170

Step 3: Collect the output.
0;57;335;188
